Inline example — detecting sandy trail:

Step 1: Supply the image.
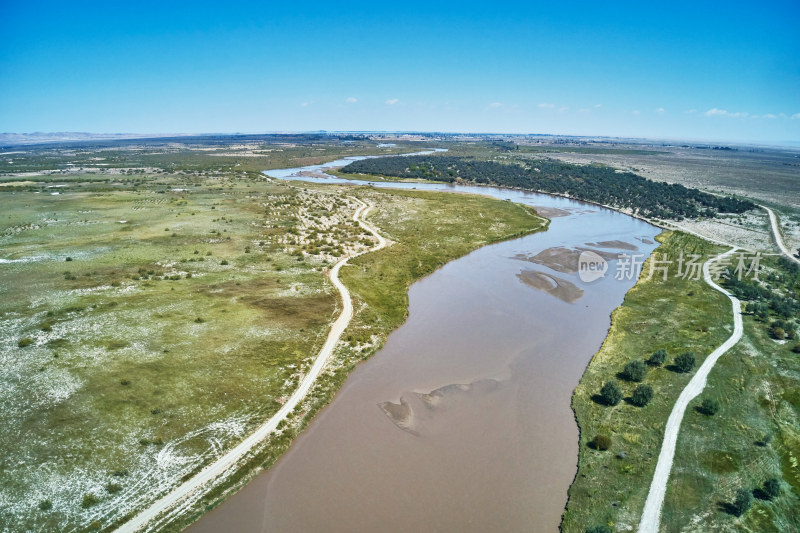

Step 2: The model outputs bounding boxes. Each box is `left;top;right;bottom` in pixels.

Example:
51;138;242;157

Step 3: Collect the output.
637;248;743;532
762;205;800;265
116;197;386;532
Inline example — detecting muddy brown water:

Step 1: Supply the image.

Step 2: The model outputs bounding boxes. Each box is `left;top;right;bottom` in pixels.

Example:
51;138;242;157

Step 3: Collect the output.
189;163;660;532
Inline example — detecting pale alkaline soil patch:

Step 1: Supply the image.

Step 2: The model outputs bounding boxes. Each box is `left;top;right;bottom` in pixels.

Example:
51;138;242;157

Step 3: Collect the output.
663;210;773;252
0;169;381;531
770;205;800;257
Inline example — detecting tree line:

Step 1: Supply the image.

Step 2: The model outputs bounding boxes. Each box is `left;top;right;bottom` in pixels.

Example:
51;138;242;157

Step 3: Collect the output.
341;156;755;219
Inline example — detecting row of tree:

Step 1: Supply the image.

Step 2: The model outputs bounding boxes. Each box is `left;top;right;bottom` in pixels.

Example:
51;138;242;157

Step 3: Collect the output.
342;156;756;219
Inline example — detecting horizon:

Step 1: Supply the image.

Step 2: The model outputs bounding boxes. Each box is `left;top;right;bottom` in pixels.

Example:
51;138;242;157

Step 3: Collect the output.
3;130;800;150
1;1;799;142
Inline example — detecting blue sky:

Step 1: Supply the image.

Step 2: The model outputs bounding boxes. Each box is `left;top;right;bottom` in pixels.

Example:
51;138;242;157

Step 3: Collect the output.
1;1;798;142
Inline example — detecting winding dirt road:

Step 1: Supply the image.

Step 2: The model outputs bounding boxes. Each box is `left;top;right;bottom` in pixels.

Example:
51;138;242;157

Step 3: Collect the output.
763;205;800;265
116;197;386;532
637;248;743;532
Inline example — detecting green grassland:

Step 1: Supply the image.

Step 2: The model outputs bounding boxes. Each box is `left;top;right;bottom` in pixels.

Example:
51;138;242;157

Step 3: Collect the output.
166;186;548;532
0;142;547;531
562;231;732;532
662;257;800;532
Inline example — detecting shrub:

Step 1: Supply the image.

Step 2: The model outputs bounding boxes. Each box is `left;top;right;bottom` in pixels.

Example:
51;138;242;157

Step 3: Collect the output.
623;359;647;382
65;257;73;262
732;487;752;516
589;435;611;452
220;259;229;265
648;349;667;367
792;344;800;354
600;381;622;406
770;326;786;340
586;526;612;533
195;317;205;323
106;483;122;494
81;493;100;508
590;435;612;451
17;337;34;348
631;384;654;407
39;499;52;511
762;478;781;500
698;398;720;416
674;352;696;373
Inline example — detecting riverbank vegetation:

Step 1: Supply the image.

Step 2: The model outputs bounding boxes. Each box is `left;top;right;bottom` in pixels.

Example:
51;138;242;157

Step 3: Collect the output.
563;233;800;532
562;231;732;532
340;155;756;219
661;255;800;531
0;140;547;531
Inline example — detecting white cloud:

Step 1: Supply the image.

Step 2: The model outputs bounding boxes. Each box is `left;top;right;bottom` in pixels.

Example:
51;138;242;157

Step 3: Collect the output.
704;108;748;118
656;107;665;114
686;109;697;114
537;103;555;109
632;110;641;115
385;98;399;105
345;97;357;104
792;113;800;120
300;102;310;107
558;106;569;112
593;104;602;108
487;102;503;108
763;113;777;119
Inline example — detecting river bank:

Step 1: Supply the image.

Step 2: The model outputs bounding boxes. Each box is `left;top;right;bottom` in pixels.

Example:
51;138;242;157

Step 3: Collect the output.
187;161;660;532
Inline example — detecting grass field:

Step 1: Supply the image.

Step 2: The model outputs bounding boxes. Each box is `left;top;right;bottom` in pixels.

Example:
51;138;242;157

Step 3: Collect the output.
562;231;732;532
662;256;800;532
0;141;546;531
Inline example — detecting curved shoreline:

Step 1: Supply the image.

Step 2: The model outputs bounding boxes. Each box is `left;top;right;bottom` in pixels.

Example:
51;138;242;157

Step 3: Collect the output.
120;152;662;532
116;198;387;532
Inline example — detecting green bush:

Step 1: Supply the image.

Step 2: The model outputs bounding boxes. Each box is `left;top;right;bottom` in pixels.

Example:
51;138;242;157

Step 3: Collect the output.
590;435;612;451
17;337;34;348
732;487;752;516
631;384;654;407
622;359;647;382
106;482;122;494
698;397;720;416
600;381;622;406
648;349;667;366
586;526;612;533
762;478;781;500
38;499;52;511
674;352;696;373
81;493;100;508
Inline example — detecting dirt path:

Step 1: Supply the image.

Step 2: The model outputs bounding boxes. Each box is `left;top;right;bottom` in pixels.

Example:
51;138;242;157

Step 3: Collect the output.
762;205;800;265
637;248;743;533
116;197;386;532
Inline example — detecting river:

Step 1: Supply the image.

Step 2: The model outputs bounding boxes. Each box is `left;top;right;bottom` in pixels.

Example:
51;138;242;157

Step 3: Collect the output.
189;153;660;532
